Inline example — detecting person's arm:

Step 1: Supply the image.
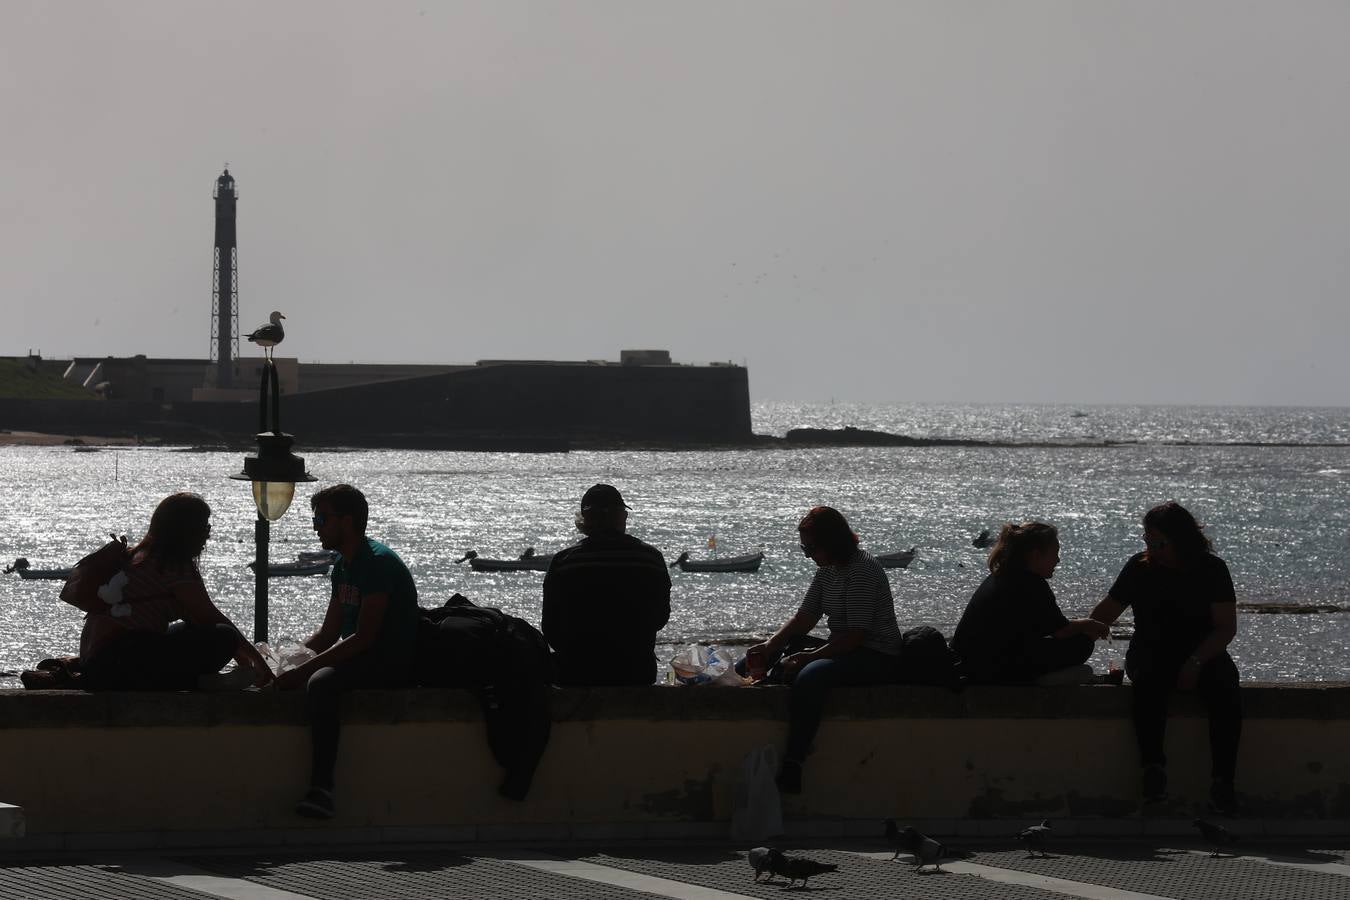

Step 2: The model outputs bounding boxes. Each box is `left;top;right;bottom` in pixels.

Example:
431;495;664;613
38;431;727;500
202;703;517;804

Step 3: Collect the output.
1177;564;1238;689
1089;595;1126;628
278;592;391;689
304;589;344;655
751;609;822;660
176;577;275;686
1054;617;1111;640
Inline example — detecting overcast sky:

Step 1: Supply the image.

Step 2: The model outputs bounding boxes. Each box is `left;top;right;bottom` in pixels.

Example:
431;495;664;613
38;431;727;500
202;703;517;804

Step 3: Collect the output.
3;2;1347;405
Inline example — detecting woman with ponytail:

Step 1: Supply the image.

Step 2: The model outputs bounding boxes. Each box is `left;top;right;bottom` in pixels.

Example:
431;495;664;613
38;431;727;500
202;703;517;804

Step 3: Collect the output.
950;521;1107;683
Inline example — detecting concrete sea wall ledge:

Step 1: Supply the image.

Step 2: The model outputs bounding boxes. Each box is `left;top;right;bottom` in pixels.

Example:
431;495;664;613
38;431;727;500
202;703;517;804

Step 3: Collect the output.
1;684;1348;849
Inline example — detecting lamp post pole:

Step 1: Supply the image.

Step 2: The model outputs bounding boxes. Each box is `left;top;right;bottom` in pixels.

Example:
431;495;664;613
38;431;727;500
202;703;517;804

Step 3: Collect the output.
232;357;315;643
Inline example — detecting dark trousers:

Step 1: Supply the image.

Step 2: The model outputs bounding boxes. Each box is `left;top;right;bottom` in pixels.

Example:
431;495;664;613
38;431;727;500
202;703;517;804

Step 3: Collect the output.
1009;633;1095;681
1127;651;1242;782
784;647;898;763
83;622;236;691
305;656;411;790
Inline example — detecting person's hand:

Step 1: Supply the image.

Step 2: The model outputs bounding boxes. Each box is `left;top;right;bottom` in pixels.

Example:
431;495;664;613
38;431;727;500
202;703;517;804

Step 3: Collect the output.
251;665;277;689
779;651;814;676
1176;658;1202;691
1078;619;1111;640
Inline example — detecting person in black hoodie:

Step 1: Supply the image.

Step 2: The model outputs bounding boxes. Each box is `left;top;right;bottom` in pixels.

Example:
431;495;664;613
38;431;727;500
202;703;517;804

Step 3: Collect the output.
950;521;1107;683
541;484;671;685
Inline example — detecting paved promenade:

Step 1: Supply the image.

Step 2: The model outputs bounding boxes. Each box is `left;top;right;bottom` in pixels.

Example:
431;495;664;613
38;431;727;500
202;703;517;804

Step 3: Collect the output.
3;837;1347;899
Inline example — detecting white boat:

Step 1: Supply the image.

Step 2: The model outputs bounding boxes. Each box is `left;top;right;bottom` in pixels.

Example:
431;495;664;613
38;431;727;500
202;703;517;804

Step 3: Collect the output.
456;549;553;572
972;529;995;548
874;547;917;569
249;555;333;577
670;551;764;573
4;558;72;580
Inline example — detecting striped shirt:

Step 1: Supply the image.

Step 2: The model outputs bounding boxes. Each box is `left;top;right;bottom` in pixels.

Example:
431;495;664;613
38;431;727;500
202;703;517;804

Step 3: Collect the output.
796;550;902;655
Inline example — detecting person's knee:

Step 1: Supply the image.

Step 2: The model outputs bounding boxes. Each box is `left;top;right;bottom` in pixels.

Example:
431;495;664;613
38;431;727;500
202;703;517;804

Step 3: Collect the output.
206;623;236;662
1064;633;1095;664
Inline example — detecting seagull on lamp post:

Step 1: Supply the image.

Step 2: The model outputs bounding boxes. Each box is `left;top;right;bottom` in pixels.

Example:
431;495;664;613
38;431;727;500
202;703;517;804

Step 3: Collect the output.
247;311;286;358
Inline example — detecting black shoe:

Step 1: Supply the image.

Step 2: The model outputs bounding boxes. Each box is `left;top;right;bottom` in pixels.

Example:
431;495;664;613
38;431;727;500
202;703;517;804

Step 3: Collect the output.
775;760;803;795
295;786;335;819
1209;779;1238;816
1142;764;1167;803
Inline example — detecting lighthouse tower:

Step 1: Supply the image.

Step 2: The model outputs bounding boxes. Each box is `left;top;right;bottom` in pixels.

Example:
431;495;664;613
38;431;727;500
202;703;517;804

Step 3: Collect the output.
210;168;240;388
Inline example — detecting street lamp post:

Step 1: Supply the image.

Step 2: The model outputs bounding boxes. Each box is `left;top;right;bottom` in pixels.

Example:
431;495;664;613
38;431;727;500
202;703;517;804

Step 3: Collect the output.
231;357;315;642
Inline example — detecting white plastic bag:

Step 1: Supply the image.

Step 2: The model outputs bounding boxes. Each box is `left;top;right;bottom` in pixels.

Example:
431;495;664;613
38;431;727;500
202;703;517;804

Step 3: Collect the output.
730;744;784;841
670;644;747;686
255;640;316;676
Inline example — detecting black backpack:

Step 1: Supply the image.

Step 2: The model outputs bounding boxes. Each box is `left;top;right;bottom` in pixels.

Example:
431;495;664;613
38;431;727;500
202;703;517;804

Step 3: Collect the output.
895;625;960;687
415;594;554;688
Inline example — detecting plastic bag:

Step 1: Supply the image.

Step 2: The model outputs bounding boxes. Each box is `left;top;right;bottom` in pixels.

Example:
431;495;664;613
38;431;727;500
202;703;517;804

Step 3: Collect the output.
255;640;316;676
730;744;784;841
670;644;747;686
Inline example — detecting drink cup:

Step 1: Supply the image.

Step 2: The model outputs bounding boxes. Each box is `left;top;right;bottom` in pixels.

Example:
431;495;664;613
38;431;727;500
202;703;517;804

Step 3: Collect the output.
746;647;768;682
1105;660;1124;686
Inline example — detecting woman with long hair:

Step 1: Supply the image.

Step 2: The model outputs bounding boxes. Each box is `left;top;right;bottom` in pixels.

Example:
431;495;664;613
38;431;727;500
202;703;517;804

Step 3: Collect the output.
80;492;274;690
950;522;1106;683
1089;501;1241;813
746;506;902;794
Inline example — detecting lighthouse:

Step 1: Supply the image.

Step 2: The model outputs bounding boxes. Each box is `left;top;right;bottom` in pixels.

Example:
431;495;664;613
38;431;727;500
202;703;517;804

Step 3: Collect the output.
210;168;240;388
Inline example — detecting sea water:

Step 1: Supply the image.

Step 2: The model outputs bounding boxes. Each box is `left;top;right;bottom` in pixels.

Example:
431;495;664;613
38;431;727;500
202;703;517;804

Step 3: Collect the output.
1;402;1347;684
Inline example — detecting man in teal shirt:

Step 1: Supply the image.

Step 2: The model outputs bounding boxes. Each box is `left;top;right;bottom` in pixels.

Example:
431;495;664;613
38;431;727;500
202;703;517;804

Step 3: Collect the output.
277;483;419;818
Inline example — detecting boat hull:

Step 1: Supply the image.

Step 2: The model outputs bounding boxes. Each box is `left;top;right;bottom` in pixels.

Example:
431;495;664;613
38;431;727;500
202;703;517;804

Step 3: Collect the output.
468;556;553;572
675;551;764;573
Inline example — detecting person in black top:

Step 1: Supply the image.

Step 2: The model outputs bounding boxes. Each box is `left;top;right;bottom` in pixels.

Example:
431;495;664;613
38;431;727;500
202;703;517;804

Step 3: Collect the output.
950;522;1107;683
542;484;671;685
1090;502;1241;813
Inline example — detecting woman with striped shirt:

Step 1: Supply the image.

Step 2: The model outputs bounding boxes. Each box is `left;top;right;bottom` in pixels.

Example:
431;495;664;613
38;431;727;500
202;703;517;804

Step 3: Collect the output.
747;506;902;794
79;492;275;691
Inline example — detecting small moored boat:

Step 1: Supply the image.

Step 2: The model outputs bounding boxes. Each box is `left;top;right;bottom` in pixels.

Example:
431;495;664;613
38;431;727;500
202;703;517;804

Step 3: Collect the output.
874;547;917;569
4;558;72;580
669;551;764;573
456;548;554;572
972;529;995;548
249;555;334;577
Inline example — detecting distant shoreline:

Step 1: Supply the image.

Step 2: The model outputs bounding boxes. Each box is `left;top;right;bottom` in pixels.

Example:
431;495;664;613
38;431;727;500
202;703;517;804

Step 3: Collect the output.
1;426;1346;452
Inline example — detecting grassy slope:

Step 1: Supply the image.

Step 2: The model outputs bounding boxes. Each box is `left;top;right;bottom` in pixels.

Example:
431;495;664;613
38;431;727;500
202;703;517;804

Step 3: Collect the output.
0;359;96;400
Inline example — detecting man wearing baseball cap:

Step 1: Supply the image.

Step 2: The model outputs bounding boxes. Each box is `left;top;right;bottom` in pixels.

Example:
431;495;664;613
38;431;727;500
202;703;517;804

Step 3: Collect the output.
542;484;671;684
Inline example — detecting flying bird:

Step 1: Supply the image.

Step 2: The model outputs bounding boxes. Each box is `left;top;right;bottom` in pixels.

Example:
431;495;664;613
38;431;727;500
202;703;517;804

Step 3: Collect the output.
1194;818;1238;857
747;846;775;881
767;850;838;888
247;311;286;356
1017;820;1052;857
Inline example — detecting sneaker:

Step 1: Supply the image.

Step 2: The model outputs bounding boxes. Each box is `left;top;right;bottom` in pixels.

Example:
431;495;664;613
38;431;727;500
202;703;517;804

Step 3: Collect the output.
1209;779;1238;816
295;787;335;819
1142;764;1167;803
775;759;803;795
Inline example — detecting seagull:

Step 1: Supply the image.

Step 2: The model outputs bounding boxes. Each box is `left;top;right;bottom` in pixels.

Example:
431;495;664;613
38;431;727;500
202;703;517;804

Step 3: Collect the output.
1018;820;1052;857
247;311;286;356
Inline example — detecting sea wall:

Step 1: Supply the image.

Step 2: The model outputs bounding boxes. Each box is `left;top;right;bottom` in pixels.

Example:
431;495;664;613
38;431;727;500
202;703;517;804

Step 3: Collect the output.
1;683;1347;848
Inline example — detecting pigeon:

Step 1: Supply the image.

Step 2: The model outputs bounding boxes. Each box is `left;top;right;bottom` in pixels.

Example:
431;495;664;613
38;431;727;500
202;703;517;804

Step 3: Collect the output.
247;311;286;355
891;822;964;872
747;847;775;881
1017;820;1052;857
1194;818;1238;857
768;850;838;888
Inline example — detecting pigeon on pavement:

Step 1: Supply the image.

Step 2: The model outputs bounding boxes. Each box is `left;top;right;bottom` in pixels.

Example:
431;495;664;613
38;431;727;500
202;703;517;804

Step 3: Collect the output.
768;851;838;888
891;823;963;872
1018;820;1052;858
747;847;775;881
1194;818;1238;857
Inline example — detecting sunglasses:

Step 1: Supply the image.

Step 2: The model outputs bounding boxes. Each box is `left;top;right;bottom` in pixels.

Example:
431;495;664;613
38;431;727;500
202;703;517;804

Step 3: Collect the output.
312;512;341;527
800;542;817;557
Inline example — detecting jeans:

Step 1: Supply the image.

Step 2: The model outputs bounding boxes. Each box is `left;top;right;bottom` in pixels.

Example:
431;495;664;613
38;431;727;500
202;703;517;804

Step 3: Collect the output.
1127;650;1242;782
82;621;236;691
784;648;898;763
305;655;411;790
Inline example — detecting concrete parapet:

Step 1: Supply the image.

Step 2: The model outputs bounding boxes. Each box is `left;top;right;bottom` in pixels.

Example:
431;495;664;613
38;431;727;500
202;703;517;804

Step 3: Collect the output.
1;683;1347;848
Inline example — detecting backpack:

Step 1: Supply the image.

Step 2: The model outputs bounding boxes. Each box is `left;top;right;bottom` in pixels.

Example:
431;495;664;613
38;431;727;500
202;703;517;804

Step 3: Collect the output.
415;594;554;687
59;535;130;614
895;625;960;687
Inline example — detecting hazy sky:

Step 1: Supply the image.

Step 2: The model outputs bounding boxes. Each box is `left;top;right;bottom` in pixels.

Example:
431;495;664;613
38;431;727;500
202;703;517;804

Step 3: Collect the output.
3;2;1348;405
